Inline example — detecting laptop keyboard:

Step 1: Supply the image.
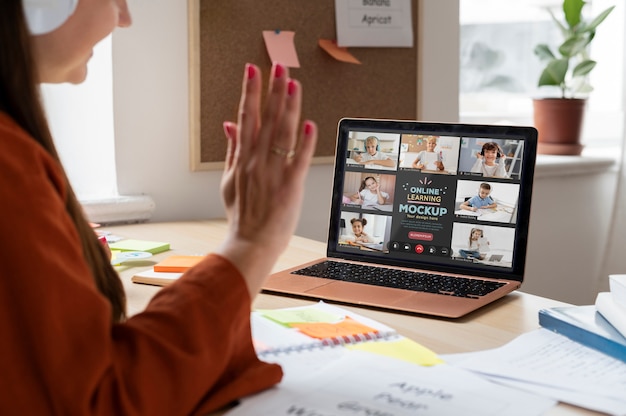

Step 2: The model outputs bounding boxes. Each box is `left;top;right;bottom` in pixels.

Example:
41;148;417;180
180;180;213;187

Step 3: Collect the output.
292;260;505;298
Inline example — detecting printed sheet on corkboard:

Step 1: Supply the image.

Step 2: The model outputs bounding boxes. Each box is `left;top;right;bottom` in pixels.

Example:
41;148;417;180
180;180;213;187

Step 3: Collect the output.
188;0;418;171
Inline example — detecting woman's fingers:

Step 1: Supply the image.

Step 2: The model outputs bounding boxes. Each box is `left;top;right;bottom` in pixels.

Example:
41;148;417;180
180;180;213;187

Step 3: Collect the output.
221;121;238;211
288;120;317;182
222;121;237;171
236;64;262;161
267;78;302;165
223;63;316;227
256;63;295;166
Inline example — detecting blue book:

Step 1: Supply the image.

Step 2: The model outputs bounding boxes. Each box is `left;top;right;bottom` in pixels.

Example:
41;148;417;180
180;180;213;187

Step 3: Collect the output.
538;305;626;363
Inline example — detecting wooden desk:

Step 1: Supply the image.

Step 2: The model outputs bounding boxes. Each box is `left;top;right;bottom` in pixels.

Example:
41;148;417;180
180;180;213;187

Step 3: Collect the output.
105;220;599;415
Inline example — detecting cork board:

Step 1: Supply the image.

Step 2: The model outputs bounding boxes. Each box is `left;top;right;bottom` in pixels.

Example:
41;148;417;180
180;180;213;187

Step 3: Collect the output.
188;0;419;171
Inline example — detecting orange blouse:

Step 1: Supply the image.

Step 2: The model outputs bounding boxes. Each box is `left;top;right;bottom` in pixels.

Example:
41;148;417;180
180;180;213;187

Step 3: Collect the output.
0;113;282;414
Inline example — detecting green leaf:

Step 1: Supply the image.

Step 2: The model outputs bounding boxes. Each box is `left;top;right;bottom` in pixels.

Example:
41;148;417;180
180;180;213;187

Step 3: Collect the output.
558;35;589;58
572;60;596;77
537;59;568;86
585;6;615;32
536;0;613;96
534;44;555;61
563;0;584;29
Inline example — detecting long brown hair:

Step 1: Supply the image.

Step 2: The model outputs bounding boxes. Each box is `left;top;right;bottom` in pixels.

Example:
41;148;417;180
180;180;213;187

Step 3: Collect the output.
358;176;377;192
0;2;126;321
468;228;484;247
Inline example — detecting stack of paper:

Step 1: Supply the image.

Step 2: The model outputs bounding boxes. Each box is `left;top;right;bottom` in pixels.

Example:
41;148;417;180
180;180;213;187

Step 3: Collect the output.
536;274;626;365
227;302;557;416
538;304;626;363
596;274;626;338
443;329;626;415
131;255;203;286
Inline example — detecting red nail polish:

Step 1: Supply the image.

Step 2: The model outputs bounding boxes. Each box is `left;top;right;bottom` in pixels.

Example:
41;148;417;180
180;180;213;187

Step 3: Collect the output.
304;121;313;136
246;64;256;79
288;79;296;96
223;122;233;138
274;63;284;78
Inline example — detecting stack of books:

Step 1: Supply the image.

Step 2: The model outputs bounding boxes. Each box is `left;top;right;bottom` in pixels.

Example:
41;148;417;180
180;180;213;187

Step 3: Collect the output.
538;274;626;363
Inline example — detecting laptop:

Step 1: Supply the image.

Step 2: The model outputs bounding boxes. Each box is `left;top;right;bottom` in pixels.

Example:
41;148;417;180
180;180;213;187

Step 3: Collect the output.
263;118;537;318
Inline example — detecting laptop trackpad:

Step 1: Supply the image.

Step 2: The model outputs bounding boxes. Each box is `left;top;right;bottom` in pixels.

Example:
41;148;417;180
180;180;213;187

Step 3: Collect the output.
307;281;414;306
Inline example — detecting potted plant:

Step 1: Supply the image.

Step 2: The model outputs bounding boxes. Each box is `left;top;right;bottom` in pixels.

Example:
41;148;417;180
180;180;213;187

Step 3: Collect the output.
532;0;614;155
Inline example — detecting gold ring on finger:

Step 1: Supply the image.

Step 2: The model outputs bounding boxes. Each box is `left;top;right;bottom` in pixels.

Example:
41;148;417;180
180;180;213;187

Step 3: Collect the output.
270;146;295;158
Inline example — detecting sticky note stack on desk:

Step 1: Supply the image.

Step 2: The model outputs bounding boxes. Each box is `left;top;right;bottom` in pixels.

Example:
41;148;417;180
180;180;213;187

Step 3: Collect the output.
108;239;170;254
131;255;204;286
153;255;203;272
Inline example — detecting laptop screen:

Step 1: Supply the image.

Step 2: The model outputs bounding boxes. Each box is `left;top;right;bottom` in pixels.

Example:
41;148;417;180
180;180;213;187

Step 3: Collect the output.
327;118;537;282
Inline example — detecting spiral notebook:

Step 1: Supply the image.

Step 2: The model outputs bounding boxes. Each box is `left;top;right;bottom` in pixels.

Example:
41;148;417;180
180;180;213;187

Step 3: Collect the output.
264;118;537;318
231;303;555;416
251;301;442;366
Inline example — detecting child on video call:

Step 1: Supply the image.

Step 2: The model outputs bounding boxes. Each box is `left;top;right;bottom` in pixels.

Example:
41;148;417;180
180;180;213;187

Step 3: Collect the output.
349;218;372;243
352;136;396;168
460;182;497;212
471;142;507;178
459;228;490;260
350;176;389;207
412;136;444;171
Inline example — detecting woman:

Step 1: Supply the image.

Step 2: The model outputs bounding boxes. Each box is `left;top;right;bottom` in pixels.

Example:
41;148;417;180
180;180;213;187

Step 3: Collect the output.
0;0;317;413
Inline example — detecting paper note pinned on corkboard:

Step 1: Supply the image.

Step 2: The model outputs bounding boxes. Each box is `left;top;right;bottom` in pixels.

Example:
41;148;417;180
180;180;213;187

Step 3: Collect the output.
262;30;300;68
319;39;361;64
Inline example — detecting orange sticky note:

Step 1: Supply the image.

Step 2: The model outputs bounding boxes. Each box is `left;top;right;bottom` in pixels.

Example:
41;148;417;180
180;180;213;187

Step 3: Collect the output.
262;30;300;68
290;316;377;339
153;255;203;272
318;39;361;64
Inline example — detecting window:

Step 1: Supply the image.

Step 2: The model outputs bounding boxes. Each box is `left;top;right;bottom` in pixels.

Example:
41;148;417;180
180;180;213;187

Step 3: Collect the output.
40;36;118;200
459;0;624;152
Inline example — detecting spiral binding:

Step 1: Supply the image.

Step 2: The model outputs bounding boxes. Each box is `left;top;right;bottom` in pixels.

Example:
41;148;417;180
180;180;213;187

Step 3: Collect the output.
257;329;399;357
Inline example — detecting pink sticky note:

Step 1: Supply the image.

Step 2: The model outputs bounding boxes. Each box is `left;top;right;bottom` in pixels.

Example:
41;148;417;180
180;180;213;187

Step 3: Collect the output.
319;39;361;64
262;30;300;68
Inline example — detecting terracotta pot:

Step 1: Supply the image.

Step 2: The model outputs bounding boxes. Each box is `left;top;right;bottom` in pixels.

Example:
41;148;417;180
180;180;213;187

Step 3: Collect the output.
532;98;586;155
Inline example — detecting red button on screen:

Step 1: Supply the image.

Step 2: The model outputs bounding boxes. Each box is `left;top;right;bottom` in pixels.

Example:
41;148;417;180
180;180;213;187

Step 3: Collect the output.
408;231;433;241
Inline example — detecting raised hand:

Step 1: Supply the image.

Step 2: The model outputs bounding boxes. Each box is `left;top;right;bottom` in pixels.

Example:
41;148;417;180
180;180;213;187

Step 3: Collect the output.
217;63;317;297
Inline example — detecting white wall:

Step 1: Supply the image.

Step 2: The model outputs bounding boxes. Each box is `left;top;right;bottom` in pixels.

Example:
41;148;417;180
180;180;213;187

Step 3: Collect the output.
524;158;618;305
111;1;623;305
112;0;460;242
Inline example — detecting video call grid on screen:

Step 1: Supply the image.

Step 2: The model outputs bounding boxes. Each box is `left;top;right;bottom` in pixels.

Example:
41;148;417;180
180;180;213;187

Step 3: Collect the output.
329;122;536;279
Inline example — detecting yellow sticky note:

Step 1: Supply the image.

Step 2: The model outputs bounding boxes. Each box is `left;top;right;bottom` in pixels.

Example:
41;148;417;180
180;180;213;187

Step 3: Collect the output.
261;308;342;326
347;337;444;366
108;239;170;254
319;39;361;64
290;317;377;339
262;30;300;68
